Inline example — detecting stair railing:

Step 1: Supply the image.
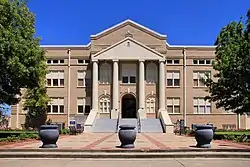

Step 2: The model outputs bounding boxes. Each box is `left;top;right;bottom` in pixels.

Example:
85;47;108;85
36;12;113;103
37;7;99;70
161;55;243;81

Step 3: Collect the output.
137;109;141;133
115;110;120;133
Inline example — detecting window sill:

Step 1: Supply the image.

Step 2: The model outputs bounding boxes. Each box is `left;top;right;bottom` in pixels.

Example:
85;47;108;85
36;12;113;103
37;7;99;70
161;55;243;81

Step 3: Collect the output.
47;64;65;66
168;113;182;115
47;113;65;115
166;86;181;88
99;112;110;114
146;83;157;85
99;83;111;85
120;83;136;86
77;86;87;88
76;63;89;66
46;86;65;88
193;113;211;115
193;86;208;89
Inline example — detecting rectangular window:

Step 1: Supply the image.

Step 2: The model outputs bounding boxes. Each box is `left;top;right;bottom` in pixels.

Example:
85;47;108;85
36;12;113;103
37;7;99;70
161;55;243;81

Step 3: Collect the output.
167;98;180;113
193;59;212;65
166;59;180;65
59;60;64;64
46;59;64;65
47;60;52;64
193;71;210;87
46;71;64;87
174;60;180;64
77;71;86;87
53;60;58;64
166;71;180;87
130;76;136;83
193;98;211;114
77;59;90;64
77;98;85;114
47;98;64;114
122;76;129;83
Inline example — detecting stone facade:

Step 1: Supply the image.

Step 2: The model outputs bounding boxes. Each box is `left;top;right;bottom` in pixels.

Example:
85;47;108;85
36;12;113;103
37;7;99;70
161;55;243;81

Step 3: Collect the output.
10;20;249;130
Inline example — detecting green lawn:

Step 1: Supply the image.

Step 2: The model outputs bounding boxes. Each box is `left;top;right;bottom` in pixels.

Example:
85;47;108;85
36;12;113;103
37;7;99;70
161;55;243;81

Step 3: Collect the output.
215;131;250;135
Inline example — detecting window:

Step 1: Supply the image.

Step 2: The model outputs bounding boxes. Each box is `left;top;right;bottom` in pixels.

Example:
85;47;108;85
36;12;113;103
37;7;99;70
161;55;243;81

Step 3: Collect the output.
77;98;85;114
146;97;156;113
146;62;157;84
99;63;111;84
167;98;180;113
47;98;64;114
77;59;90;64
166;59;180;65
193;71;210;87
193;98;211;114
193;59;212;65
46;71;64;87
47;59;64;65
167;71;180;86
122;64;136;84
99;96;111;113
77;71;86;87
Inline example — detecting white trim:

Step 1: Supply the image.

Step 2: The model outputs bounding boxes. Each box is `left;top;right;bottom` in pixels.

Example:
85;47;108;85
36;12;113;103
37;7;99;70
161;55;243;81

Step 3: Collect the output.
40;43;91;48
91;19;166;38
166;42;216;48
92;37;165;60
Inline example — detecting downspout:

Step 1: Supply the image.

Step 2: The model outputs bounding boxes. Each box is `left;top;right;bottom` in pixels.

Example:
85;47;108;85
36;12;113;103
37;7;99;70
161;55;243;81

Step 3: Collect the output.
183;48;187;126
67;49;71;128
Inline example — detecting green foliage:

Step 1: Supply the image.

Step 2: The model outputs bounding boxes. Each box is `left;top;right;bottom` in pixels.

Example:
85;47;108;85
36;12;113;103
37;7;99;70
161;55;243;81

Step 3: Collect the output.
0;0;47;105
0;131;39;142
59;129;70;135
204;9;250;114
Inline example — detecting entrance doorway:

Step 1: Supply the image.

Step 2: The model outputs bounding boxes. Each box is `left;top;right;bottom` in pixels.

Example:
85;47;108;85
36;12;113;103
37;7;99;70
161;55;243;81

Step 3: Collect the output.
122;94;136;118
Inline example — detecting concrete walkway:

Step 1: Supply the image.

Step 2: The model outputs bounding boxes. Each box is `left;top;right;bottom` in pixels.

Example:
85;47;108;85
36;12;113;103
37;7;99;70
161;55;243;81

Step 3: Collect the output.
0;158;250;167
0;133;250;150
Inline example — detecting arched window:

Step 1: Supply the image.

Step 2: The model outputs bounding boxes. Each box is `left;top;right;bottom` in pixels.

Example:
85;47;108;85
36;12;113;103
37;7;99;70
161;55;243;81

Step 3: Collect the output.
146;62;158;84
99;96;111;113
99;63;111;84
146;96;156;113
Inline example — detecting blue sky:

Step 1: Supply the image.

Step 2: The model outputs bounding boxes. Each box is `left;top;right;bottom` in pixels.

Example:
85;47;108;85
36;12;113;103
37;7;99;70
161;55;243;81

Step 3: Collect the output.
28;0;250;46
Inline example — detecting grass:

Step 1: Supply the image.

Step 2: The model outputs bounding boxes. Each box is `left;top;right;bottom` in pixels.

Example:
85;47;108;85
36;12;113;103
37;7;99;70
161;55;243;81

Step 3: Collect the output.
215;131;250;135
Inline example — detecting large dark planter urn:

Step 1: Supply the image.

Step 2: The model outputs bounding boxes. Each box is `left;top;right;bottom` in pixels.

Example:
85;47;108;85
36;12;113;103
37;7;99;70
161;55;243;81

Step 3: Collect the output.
118;125;137;148
39;125;59;148
195;124;214;148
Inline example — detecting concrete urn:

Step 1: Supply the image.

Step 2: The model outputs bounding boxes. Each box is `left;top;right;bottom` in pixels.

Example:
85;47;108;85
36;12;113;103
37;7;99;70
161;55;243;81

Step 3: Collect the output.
39;125;59;148
195;124;214;148
118;125;137;148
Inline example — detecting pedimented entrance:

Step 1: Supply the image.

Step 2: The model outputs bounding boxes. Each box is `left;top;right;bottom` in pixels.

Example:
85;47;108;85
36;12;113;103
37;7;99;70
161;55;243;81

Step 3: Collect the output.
121;94;136;118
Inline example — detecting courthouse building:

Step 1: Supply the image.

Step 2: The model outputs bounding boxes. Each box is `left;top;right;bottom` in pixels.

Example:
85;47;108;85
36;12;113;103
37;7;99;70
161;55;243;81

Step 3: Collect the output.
10;20;250;132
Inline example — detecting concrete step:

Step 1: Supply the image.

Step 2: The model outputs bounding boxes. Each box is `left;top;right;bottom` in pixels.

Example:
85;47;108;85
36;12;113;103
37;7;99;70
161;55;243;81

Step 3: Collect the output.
119;118;138;131
140;118;163;133
93;118;117;133
1;150;250;158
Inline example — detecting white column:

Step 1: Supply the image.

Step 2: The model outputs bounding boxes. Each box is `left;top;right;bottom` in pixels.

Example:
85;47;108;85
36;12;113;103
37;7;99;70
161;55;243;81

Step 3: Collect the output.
92;61;99;111
139;60;145;109
112;60;119;118
159;60;166;111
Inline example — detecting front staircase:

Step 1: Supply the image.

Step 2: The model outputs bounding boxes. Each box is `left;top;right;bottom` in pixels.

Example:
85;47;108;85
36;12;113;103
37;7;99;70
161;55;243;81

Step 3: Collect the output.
92;118;163;133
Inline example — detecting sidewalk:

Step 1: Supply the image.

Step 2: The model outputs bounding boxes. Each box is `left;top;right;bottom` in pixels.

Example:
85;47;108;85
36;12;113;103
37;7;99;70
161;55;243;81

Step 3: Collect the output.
0;133;250;150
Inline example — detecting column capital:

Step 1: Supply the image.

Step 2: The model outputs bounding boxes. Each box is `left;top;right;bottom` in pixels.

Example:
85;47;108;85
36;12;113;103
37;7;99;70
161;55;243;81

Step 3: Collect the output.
159;59;166;63
138;59;145;62
112;59;119;62
91;59;98;63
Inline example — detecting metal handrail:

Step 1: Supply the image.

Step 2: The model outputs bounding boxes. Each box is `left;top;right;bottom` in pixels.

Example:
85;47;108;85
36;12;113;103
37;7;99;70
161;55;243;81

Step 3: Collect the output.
137;109;141;133
115;110;120;133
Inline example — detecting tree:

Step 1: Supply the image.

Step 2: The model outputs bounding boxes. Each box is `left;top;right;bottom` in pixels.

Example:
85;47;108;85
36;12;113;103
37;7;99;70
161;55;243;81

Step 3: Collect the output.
0;0;46;105
23;80;50;129
205;9;250;115
0;0;50;128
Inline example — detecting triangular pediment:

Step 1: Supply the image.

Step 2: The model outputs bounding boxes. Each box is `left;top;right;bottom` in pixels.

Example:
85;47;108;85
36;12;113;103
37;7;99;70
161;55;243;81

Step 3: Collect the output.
92;37;165;61
91;19;166;40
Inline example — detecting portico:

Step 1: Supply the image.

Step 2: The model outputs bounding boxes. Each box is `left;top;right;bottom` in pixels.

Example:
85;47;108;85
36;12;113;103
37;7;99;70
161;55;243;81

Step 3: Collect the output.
90;37;168;119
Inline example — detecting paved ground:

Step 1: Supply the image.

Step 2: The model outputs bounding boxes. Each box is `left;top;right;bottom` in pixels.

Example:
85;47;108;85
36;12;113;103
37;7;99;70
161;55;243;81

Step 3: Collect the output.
0;133;250;150
0;158;250;167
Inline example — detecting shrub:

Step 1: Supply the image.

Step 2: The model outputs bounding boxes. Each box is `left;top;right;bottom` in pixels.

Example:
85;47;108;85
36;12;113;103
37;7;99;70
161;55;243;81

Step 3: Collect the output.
59;129;70;135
